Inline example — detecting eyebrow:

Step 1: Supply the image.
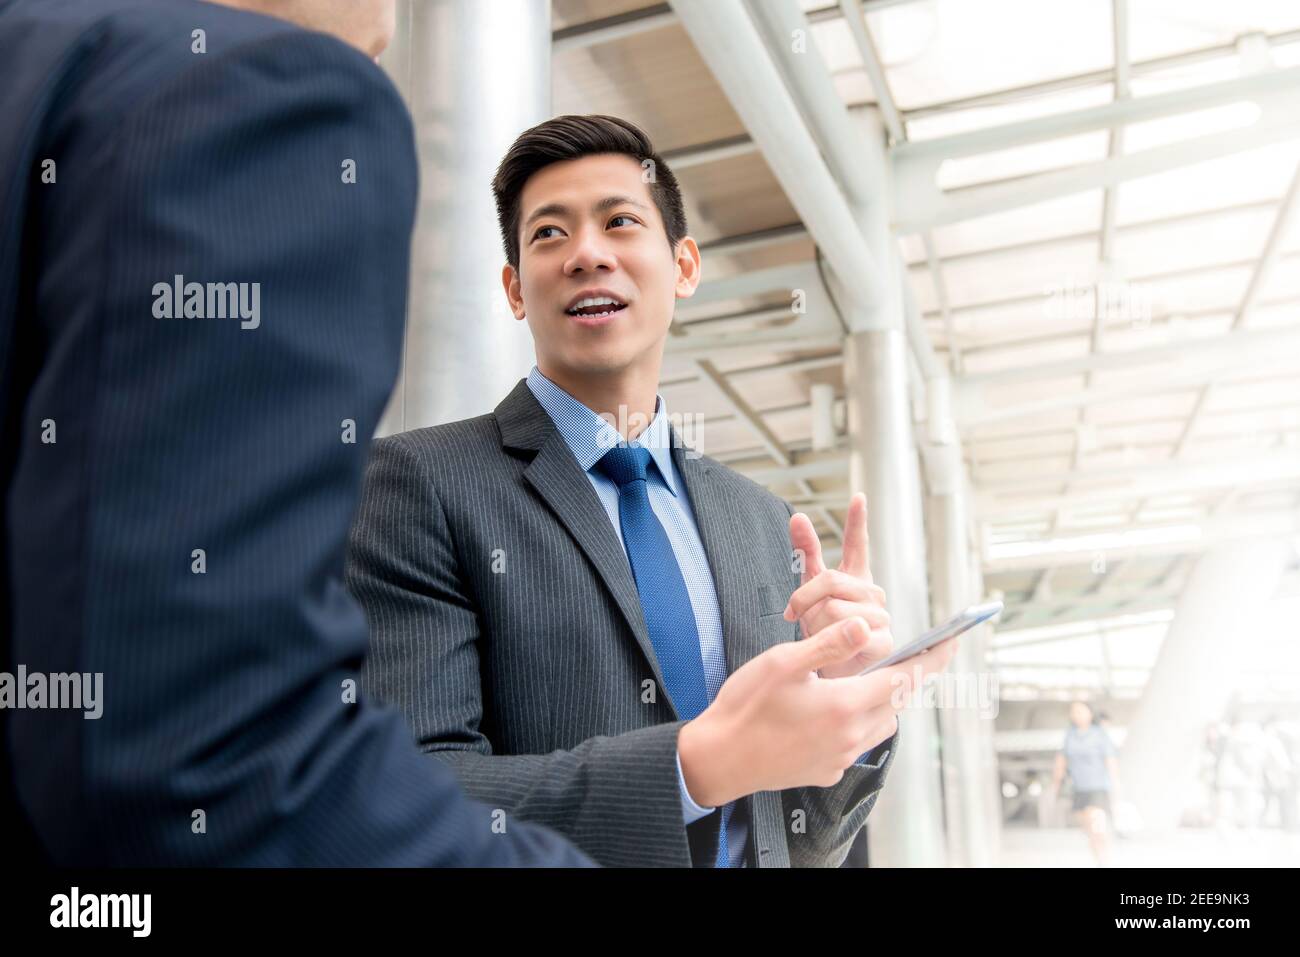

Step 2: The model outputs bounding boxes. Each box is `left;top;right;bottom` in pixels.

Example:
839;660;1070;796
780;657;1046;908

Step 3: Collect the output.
522;195;650;232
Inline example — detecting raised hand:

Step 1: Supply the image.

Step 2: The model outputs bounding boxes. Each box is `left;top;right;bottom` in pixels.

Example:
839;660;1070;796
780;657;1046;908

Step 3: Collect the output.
784;492;893;679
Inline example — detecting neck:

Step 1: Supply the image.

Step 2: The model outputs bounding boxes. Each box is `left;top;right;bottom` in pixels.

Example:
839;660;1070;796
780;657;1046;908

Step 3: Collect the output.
538;361;660;442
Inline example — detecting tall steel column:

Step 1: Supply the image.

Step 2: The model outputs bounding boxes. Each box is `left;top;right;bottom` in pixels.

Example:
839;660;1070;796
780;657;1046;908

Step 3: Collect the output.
378;0;551;435
924;431;1002;867
843;329;947;867
966;522;1004;863
1119;539;1290;832
832;108;947;868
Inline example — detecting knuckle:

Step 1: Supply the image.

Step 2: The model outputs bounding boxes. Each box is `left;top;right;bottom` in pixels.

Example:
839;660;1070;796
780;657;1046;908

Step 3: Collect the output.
827;597;854;620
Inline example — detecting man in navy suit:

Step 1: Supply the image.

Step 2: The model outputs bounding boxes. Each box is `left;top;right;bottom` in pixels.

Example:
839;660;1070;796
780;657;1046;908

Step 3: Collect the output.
0;0;591;866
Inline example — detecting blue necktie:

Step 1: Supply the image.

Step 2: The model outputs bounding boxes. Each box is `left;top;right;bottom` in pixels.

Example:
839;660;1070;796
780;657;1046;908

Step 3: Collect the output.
595;444;733;867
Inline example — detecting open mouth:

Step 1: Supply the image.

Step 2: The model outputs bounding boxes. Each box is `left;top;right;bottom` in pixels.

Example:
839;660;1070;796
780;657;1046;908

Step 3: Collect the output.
565;296;628;319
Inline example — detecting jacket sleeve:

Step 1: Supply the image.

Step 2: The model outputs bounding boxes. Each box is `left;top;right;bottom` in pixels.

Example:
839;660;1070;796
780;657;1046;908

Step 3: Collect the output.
782;726;901;867
346;433;695;867
776;501;901;867
11;28;590;866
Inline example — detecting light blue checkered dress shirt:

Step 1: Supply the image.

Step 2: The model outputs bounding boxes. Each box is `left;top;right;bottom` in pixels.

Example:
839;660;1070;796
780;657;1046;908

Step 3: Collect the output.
525;366;747;866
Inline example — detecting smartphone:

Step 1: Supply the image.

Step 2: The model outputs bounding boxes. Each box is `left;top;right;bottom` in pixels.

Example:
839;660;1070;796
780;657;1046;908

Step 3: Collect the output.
856;600;1003;675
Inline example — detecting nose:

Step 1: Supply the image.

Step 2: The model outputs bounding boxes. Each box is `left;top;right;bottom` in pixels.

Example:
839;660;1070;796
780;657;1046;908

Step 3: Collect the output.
563;224;616;276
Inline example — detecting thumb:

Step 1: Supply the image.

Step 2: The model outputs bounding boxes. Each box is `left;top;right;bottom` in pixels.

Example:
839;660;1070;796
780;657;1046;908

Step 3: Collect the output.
792;617;870;674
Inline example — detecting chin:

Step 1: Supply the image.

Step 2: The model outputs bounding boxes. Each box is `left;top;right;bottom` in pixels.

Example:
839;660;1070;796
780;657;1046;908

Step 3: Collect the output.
364;1;398;56
367;22;395;57
561;354;629;377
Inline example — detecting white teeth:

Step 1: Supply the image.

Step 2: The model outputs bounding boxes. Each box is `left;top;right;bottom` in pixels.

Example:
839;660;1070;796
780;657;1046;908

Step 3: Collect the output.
570;296;623;310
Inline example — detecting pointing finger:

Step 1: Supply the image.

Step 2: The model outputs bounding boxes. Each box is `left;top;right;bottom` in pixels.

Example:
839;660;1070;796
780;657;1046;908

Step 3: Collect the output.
838;492;872;582
788;510;825;586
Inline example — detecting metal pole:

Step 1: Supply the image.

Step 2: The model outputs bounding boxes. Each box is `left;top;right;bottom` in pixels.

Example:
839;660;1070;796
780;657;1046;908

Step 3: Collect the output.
925;437;1002;867
378;0;552;435
844;328;947;867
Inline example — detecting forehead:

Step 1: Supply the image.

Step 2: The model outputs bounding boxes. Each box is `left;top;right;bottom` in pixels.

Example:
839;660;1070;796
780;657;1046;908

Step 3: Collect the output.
519;153;657;219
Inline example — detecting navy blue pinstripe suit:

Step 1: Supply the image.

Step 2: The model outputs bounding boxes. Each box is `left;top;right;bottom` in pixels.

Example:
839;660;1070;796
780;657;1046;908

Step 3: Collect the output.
0;0;591;866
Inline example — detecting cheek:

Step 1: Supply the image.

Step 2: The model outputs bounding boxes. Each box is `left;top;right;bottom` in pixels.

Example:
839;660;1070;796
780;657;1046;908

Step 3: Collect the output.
626;255;677;324
517;273;547;313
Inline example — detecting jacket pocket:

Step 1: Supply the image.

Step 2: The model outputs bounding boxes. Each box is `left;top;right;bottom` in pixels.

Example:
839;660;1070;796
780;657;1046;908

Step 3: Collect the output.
757;581;793;618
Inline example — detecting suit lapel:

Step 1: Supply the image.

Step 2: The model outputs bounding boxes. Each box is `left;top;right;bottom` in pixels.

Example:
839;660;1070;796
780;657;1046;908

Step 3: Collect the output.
495;381;671;705
494;380;776;711
671;432;769;676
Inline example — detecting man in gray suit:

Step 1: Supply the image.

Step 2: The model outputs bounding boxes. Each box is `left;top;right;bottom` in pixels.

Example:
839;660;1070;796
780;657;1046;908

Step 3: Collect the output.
346;114;959;867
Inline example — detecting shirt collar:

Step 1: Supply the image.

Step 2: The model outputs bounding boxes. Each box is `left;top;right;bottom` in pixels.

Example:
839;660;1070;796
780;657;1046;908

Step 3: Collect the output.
525;365;678;496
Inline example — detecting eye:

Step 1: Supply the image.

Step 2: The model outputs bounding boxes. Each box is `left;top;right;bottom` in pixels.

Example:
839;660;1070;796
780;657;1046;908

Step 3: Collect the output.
532;225;563;241
608;215;639;229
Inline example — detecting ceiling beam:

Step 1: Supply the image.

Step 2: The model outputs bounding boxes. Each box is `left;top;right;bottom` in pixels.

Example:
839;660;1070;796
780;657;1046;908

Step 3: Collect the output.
958;322;1300;389
1169;162;1300;458
668;0;886;314
892;67;1300;231
981;506;1300;573
976;456;1300;520
837;0;904;143
893;65;1300;164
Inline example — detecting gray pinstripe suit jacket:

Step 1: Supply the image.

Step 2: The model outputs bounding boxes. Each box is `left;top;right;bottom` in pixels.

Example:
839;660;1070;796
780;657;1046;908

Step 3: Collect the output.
345;379;900;867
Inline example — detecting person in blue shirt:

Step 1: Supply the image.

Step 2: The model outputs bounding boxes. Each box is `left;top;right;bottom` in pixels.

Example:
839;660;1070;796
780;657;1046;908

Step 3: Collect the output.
1051;700;1122;866
345;114;963;866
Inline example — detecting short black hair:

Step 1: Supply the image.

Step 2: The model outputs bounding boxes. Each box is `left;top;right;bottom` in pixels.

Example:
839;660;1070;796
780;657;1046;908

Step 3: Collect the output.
491;114;688;271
